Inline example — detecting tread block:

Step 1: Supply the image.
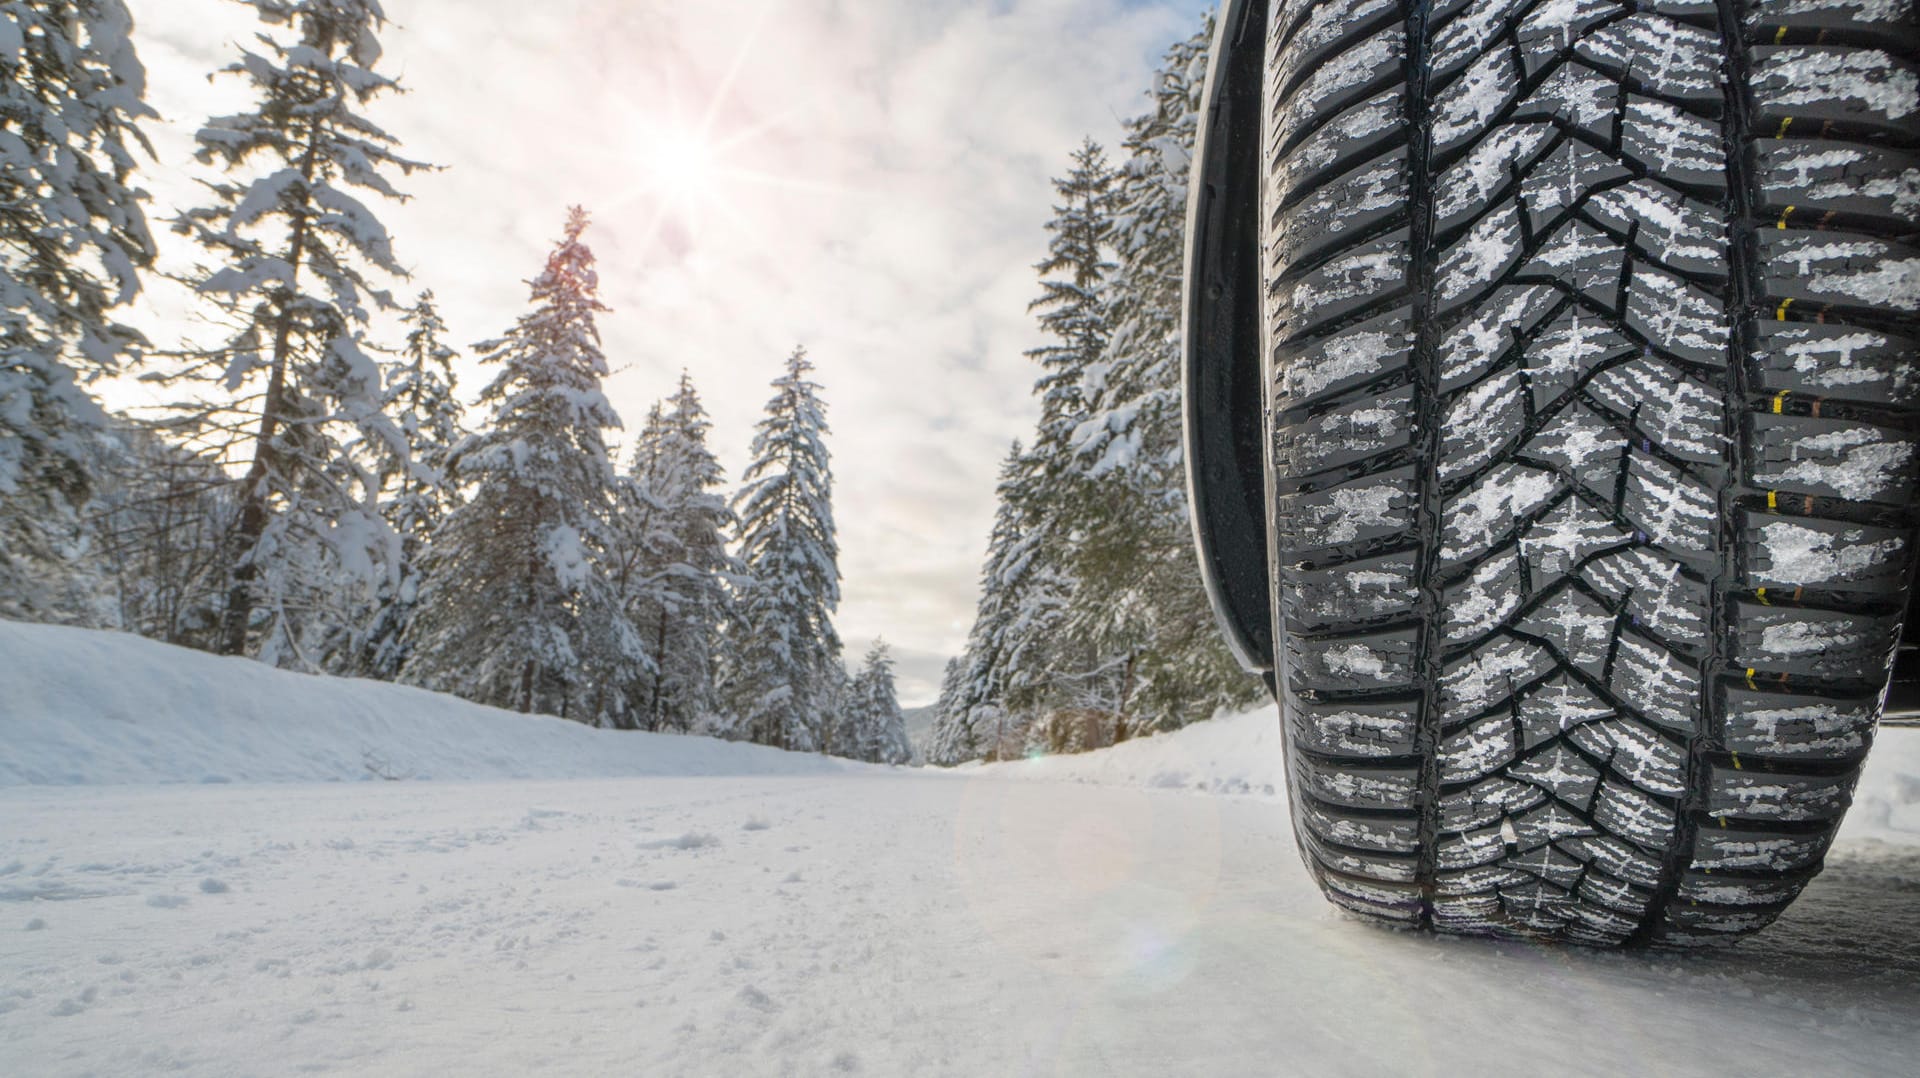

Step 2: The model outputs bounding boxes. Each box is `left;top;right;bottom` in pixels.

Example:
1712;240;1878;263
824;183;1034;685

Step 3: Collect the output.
1296;758;1421;810
1517;494;1636;577
1706;764;1856;822
1750;414;1917;505
1435;122;1557;233
1742;513;1912;589
1273;151;1410;272
1625;266;1728;367
1272;26;1407;160
1325;875;1425;921
1279;385;1415;476
1722;687;1880;760
1622;98;1727;188
1517;586;1616;677
1622;453;1719;555
1750;321;1920;408
1675;871;1809;909
1517;676;1617;749
1588;358;1725;464
1574;16;1723;105
1288;628;1420;692
1272;89;1409;209
1302;832;1421;882
1753;46;1920;143
1274;307;1416;409
1563;835;1665;889
1440;370;1528;482
1689;828;1830;873
1570;718;1688;796
1584;547;1711;650
1299;799;1422;854
1517;139;1636;236
1747;0;1918;33
1273;233;1411;340
1610;632;1701;733
1519;406;1630;498
1731;601;1903;679
1440;711;1521;782
1272;0;1402;104
1439;283;1562;391
1273;467;1418;552
1441;635;1558;726
1755;139;1920;222
1440;777;1548;833
1441;462;1564;562
1761;231;1920;316
1444;551;1528;644
1288;695;1421;758
1282;549;1420;631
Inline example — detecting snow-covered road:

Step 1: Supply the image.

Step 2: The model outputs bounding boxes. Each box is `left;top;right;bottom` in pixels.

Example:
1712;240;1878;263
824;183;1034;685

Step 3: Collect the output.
6;764;1918;1077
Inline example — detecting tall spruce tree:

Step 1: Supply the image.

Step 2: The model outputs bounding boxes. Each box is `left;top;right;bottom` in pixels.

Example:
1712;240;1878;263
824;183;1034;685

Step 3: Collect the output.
623;374;736;733
357;290;465;678
726;347;840;752
0;1;156;624
1066;21;1255;737
171;0;428;661
402;208;646;723
845;640;910;765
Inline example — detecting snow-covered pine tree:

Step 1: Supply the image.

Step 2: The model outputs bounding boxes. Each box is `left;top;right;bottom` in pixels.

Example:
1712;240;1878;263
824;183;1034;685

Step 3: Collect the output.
1066;20;1257;737
926;656;972;766
620;374;736;733
169;0;429;661
933;443;1068;762
401;208;647;723
0;1;156;624
849;640;910;765
997;142;1122;733
356;290;465;679
726;347;841;752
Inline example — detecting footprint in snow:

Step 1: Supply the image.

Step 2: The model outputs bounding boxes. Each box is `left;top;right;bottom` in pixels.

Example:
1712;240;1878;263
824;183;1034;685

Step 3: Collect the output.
146;894;188;909
638;832;717;851
742;817;771;831
199;877;229;894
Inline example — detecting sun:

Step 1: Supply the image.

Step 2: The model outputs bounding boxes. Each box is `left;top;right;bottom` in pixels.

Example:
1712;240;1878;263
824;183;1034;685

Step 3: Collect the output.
643;123;720;204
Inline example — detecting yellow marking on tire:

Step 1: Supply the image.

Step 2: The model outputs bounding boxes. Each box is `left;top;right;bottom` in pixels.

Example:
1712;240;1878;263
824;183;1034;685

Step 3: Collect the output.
1777;116;1794;138
1767;490;1780;511
1778;205;1794;229
1773;390;1790;414
1732;752;1743;771
1777;297;1794;320
1757;588;1770;605
1745;668;1759;689
1775;25;1789;44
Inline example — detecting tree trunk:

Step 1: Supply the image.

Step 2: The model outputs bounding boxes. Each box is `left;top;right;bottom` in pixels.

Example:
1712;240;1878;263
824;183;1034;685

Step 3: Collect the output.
217;130;323;657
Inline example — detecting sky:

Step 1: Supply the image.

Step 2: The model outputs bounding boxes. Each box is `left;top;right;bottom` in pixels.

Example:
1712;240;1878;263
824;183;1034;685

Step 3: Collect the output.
115;0;1213;706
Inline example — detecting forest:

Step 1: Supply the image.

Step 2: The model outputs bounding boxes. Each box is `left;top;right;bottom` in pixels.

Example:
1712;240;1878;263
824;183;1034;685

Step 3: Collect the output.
2;0;1255;766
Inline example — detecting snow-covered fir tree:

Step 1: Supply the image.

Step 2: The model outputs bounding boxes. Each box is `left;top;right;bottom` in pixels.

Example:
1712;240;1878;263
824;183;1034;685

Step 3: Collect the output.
402;208;647;723
0;0;156;625
926;656;972;766
169;0;429;662
614;374;737;733
725;347;841;752
1065;21;1254;737
931;443;1059;763
356;290;465;678
936;21;1259;762
843;640;910;765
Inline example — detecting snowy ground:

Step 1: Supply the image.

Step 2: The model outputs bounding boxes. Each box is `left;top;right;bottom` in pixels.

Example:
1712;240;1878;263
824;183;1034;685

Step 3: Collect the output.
4;625;1919;1076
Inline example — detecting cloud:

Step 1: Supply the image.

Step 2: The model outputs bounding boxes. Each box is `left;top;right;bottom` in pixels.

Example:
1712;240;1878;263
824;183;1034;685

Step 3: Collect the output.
118;0;1210;693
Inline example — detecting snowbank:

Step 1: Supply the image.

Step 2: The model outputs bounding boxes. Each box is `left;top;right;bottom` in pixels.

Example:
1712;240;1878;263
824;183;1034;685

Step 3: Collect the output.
0;621;859;786
978;702;1920;849
971;706;1288;796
